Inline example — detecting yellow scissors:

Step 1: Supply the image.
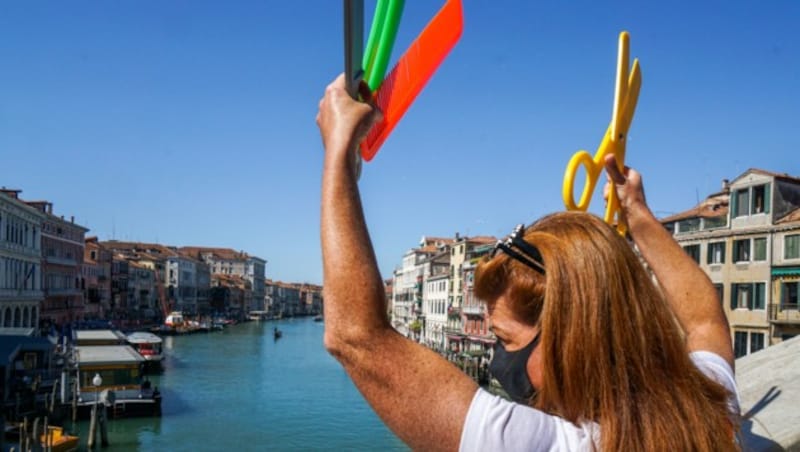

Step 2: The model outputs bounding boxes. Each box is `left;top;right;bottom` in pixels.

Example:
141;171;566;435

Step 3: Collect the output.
562;31;642;235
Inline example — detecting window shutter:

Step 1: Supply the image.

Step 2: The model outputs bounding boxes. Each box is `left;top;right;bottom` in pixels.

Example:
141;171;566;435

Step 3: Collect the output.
765;183;771;214
730;284;737;310
722;244;726;263
731;191;738;218
748;284;755;310
706;245;712;264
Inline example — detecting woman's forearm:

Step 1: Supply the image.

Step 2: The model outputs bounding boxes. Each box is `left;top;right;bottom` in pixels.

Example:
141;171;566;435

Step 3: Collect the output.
321;147;390;346
626;203;733;364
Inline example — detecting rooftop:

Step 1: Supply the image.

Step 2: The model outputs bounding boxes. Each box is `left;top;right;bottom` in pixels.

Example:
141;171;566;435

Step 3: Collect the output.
75;345;144;365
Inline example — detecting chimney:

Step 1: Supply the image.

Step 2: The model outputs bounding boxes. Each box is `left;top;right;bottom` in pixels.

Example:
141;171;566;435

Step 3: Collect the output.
71;216;75;223
722;179;730;192
455;232;460;240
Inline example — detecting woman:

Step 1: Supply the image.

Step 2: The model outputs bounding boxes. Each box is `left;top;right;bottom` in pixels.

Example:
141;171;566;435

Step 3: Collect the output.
317;74;739;451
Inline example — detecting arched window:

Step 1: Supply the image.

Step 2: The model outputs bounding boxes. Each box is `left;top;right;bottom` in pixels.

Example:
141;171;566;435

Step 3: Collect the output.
23;307;30;328
31;307;38;328
13;307;21;327
3;307;10;327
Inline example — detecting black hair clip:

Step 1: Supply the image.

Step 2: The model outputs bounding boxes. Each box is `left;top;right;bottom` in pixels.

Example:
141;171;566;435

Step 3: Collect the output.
491;224;546;275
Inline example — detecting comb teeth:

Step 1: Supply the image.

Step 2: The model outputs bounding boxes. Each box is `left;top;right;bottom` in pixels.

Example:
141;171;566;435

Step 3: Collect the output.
360;0;463;162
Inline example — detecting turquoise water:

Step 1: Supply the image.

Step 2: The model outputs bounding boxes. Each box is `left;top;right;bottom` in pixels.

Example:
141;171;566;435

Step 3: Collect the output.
70;318;409;451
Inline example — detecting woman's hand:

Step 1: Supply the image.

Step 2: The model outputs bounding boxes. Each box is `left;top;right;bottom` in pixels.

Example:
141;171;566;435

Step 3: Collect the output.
316;74;380;173
603;154;651;227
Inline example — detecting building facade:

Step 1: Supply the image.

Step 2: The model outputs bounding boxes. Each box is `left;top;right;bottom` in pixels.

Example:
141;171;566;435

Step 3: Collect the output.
23;201;88;326
0;189;47;332
662;169;800;358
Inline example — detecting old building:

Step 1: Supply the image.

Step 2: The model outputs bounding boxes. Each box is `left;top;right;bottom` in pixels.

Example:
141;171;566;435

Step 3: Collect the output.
392;237;451;338
662;169;800;357
82;237;112;320
22;200;88;327
421;249;450;351
0;189;47;333
179;247;266;314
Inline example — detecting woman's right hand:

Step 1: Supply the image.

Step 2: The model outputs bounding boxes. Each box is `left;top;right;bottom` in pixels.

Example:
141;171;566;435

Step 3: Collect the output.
603;154;652;228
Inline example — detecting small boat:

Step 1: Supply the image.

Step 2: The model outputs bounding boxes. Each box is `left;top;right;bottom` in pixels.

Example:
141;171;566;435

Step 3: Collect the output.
274;327;282;339
5;424;79;452
41;425;79;452
313;315;323;322
126;331;164;372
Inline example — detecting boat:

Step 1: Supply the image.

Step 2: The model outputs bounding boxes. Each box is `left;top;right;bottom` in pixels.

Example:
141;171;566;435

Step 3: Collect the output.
164;311;185;328
126;331;164;372
70;345;162;419
313;315;323;322
42;425;79;452
5;424;79;452
274;327;282;340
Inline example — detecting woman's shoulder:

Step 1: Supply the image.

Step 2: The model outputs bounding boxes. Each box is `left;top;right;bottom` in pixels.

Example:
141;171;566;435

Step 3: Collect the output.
459;388;598;452
690;350;741;415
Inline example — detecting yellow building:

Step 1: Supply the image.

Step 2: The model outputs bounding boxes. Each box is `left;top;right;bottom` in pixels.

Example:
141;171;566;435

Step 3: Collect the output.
662;169;800;358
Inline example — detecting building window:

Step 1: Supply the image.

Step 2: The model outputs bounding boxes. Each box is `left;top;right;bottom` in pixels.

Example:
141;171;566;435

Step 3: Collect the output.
751;184;770;214
731;282;765;310
782;282;799;308
753;238;767;261
734;331;748;358
683;244;700;263
703;216;727;230
707;242;725;264
750;332;765;354
677;218;700;234
733;189;750;217
733;239;750;262
785;235;800;260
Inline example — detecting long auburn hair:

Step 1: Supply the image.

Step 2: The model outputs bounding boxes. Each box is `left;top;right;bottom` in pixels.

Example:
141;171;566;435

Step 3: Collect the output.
475;212;737;451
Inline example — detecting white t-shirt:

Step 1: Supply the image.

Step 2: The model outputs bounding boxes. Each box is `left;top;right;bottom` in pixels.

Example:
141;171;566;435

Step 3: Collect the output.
459;351;739;452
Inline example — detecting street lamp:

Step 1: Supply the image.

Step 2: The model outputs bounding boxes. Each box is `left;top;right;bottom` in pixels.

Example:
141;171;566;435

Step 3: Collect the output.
88;373;103;449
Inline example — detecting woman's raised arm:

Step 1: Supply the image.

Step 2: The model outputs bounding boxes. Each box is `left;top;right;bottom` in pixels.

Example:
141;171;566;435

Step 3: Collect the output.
604;155;734;368
317;74;478;451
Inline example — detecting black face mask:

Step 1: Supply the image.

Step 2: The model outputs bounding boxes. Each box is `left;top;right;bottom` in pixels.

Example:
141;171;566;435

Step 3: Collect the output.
489;332;540;404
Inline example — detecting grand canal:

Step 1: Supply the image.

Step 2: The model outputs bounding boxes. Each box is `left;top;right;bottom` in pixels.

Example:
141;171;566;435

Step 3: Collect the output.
70;318;408;451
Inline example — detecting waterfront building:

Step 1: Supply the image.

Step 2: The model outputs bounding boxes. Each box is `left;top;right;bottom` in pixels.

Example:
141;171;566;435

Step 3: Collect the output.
661;169;800;357
266;280;304;317
298;283;323;316
391;237;449;337
127;261;158;322
420;249;450;351
444;235;495;354
178;247;266;314
82;237;111;320
22;199;88;327
0;189;47;332
210;273;250;320
101;242;211;317
461;242;495;356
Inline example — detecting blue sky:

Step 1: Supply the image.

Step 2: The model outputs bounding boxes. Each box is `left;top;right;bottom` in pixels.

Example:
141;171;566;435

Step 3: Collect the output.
2;1;798;285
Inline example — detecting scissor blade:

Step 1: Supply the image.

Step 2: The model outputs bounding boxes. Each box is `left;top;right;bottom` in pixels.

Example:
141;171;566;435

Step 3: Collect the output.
344;0;364;99
619;59;642;135
360;0;463;161
611;31;630;143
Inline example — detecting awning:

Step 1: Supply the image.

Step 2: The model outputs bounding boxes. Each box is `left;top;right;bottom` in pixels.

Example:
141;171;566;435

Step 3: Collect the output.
772;267;800;277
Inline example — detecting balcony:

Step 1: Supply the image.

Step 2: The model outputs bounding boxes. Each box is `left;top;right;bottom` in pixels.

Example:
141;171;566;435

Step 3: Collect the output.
462;305;484;316
768;303;800;324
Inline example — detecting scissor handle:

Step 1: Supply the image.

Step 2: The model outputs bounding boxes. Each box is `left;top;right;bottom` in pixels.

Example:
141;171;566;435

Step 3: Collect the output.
563;149;602;211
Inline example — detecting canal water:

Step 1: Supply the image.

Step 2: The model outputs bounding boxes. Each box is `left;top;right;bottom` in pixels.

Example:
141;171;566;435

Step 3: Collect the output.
71;318;408;451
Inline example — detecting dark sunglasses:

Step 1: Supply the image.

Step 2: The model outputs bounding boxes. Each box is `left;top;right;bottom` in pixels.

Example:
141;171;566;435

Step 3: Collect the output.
491;224;546;275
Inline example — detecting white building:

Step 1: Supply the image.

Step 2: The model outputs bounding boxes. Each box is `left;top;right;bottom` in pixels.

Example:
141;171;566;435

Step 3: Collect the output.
0;189;47;332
